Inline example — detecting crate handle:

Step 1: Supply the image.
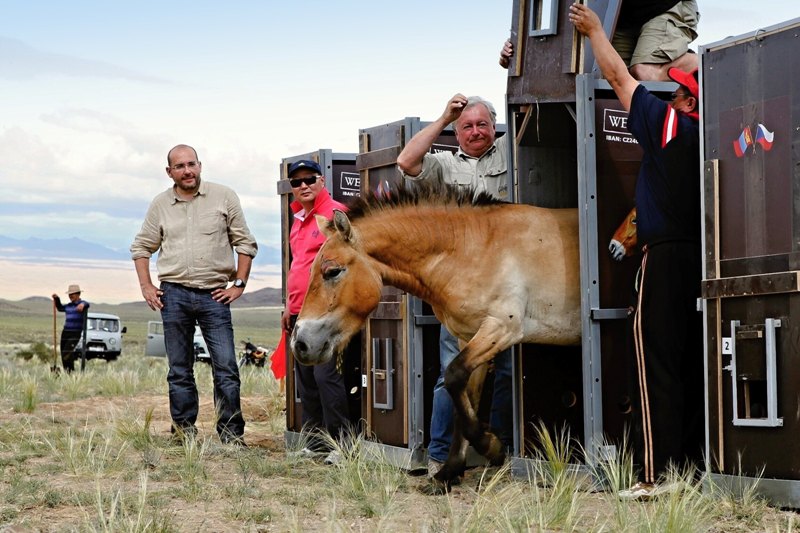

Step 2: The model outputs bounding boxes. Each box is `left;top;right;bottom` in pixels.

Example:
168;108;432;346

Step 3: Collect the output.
371;338;395;410
724;319;783;427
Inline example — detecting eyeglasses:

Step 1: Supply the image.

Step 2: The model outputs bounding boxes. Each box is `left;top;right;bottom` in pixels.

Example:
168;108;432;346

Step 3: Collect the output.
170;161;199;171
670;91;689;101
289;175;321;188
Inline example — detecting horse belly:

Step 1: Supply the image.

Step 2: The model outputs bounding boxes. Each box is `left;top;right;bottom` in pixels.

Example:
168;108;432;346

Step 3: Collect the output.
520;314;581;346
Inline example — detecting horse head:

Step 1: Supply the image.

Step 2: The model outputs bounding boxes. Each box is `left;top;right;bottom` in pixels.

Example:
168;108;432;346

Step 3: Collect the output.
290;209;383;366
608;207;638;261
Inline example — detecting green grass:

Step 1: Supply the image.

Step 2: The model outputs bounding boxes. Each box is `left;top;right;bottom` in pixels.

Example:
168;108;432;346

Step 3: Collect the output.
1;300;799;531
1;297;283;359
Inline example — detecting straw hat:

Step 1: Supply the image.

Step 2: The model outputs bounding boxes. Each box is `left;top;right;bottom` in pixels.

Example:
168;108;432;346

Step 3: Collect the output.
66;284;82;295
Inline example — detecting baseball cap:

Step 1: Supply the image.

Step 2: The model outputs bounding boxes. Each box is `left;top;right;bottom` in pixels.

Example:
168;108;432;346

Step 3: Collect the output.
667;67;699;99
288;160;322;178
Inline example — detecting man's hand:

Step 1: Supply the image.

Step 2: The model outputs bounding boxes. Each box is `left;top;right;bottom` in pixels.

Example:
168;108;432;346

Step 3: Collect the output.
76;303;85;312
212;285;244;305
441;93;469;124
499;39;514;69
140;283;164;311
397;93;468;176
569;1;637;111
281;309;292;333
569;2;603;37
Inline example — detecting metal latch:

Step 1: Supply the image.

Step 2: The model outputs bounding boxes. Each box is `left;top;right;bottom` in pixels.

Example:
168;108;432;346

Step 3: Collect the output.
371;338;395;410
723;318;783;427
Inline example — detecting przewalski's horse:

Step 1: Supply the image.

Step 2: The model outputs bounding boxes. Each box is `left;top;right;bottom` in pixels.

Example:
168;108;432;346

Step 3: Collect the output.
608;206;638;261
290;183;581;490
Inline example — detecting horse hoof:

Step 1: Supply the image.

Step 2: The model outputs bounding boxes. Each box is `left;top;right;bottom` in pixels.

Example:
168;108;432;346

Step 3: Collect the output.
419;477;450;495
434;462;465;485
478;432;506;465
488;449;506;467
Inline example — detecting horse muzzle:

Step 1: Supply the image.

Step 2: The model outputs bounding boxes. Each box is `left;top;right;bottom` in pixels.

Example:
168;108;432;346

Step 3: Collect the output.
608;239;626;262
289;319;336;366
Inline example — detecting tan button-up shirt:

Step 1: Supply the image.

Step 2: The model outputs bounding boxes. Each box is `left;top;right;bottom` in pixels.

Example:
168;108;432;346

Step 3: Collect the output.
130;180;258;289
402;133;509;200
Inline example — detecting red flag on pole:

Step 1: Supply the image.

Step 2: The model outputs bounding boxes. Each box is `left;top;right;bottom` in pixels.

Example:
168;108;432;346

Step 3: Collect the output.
271;331;287;380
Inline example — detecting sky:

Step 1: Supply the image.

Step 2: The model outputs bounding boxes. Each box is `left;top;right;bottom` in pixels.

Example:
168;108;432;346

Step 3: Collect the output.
1;1;798;304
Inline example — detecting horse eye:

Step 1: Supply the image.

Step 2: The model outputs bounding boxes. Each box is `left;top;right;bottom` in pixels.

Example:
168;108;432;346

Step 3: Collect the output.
322;267;344;281
631;218;636;225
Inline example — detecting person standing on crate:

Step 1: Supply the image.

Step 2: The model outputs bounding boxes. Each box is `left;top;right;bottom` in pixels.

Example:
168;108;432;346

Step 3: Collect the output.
396;94;514;483
571;3;703;499
130;144;257;447
613;0;700;81
51;284;89;373
281;160;350;465
499;1;700;81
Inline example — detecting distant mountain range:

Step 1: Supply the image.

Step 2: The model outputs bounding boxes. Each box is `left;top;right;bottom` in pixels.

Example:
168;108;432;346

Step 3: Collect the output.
0;234;130;261
0;234;281;266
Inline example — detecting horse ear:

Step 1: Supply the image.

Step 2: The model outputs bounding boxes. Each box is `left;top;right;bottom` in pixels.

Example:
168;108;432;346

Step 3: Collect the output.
315;215;335;238
332;210;354;242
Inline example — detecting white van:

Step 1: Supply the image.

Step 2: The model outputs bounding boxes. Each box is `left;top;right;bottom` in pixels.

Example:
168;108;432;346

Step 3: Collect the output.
77;312;127;361
145;321;211;363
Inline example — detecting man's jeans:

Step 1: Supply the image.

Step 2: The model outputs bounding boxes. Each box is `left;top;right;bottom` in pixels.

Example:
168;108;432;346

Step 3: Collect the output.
428;324;513;462
160;282;244;440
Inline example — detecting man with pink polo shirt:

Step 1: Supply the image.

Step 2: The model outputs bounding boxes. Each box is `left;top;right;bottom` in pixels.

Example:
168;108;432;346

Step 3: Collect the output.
281;160;350;463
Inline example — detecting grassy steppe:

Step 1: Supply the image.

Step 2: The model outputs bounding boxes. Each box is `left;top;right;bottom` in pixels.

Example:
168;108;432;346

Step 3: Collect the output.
0;298;282;358
1;298;799;531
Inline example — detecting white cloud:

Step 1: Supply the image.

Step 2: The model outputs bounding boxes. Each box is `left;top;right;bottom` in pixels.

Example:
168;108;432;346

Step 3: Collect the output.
0;36;169;83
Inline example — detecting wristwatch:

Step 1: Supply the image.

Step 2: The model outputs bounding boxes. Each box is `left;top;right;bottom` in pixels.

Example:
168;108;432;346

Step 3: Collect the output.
233;279;246;289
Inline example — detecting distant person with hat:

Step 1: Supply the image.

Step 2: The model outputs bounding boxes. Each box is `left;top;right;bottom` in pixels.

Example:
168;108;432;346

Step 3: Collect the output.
281;159;350;464
52;284;90;373
130;144;257;446
571;3;702;499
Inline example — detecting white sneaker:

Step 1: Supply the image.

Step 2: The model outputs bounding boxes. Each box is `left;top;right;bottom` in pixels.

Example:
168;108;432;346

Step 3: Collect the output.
324;449;342;465
618;482;657;501
287;447;322;460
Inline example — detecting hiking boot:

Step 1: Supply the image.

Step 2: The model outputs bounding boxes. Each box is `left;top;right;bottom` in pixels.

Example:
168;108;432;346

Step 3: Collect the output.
427;458;462;486
222;436;248;447
169;425;197;445
427;458;444;478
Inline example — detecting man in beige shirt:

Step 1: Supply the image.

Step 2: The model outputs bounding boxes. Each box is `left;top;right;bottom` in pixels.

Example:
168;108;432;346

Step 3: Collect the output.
131;144;257;445
396;94;512;483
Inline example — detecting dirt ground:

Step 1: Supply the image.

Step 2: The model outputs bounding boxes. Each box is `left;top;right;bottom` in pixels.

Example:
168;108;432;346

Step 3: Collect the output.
2;392;799;532
1;393;492;531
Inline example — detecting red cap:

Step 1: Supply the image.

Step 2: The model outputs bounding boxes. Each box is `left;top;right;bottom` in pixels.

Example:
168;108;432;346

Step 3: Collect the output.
667;67;699;99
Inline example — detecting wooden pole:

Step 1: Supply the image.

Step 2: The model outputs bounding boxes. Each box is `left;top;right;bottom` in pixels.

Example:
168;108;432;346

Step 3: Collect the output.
52;300;59;372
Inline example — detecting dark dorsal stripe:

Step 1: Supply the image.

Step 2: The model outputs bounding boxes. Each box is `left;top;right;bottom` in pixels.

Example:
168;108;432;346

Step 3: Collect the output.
341;181;506;223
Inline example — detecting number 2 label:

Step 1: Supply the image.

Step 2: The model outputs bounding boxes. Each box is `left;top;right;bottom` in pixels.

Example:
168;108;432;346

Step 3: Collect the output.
722;337;732;355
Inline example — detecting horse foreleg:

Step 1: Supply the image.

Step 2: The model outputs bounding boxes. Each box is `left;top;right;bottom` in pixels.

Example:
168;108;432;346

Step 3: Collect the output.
444;356;506;467
435;362;489;486
435;320;519;486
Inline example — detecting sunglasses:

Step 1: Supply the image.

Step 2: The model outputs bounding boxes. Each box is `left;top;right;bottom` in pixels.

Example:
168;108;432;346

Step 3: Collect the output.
670;91;690;101
289;175;321;188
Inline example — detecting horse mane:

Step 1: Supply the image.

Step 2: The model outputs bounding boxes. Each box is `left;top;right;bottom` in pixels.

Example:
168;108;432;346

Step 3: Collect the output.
340;181;507;223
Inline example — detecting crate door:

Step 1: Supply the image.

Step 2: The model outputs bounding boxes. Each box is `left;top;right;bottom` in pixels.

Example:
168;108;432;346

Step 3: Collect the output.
701;22;800;478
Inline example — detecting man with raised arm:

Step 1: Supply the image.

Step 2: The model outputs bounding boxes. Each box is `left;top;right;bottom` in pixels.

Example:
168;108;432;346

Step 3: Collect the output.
397;94;513;485
570;3;703;499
